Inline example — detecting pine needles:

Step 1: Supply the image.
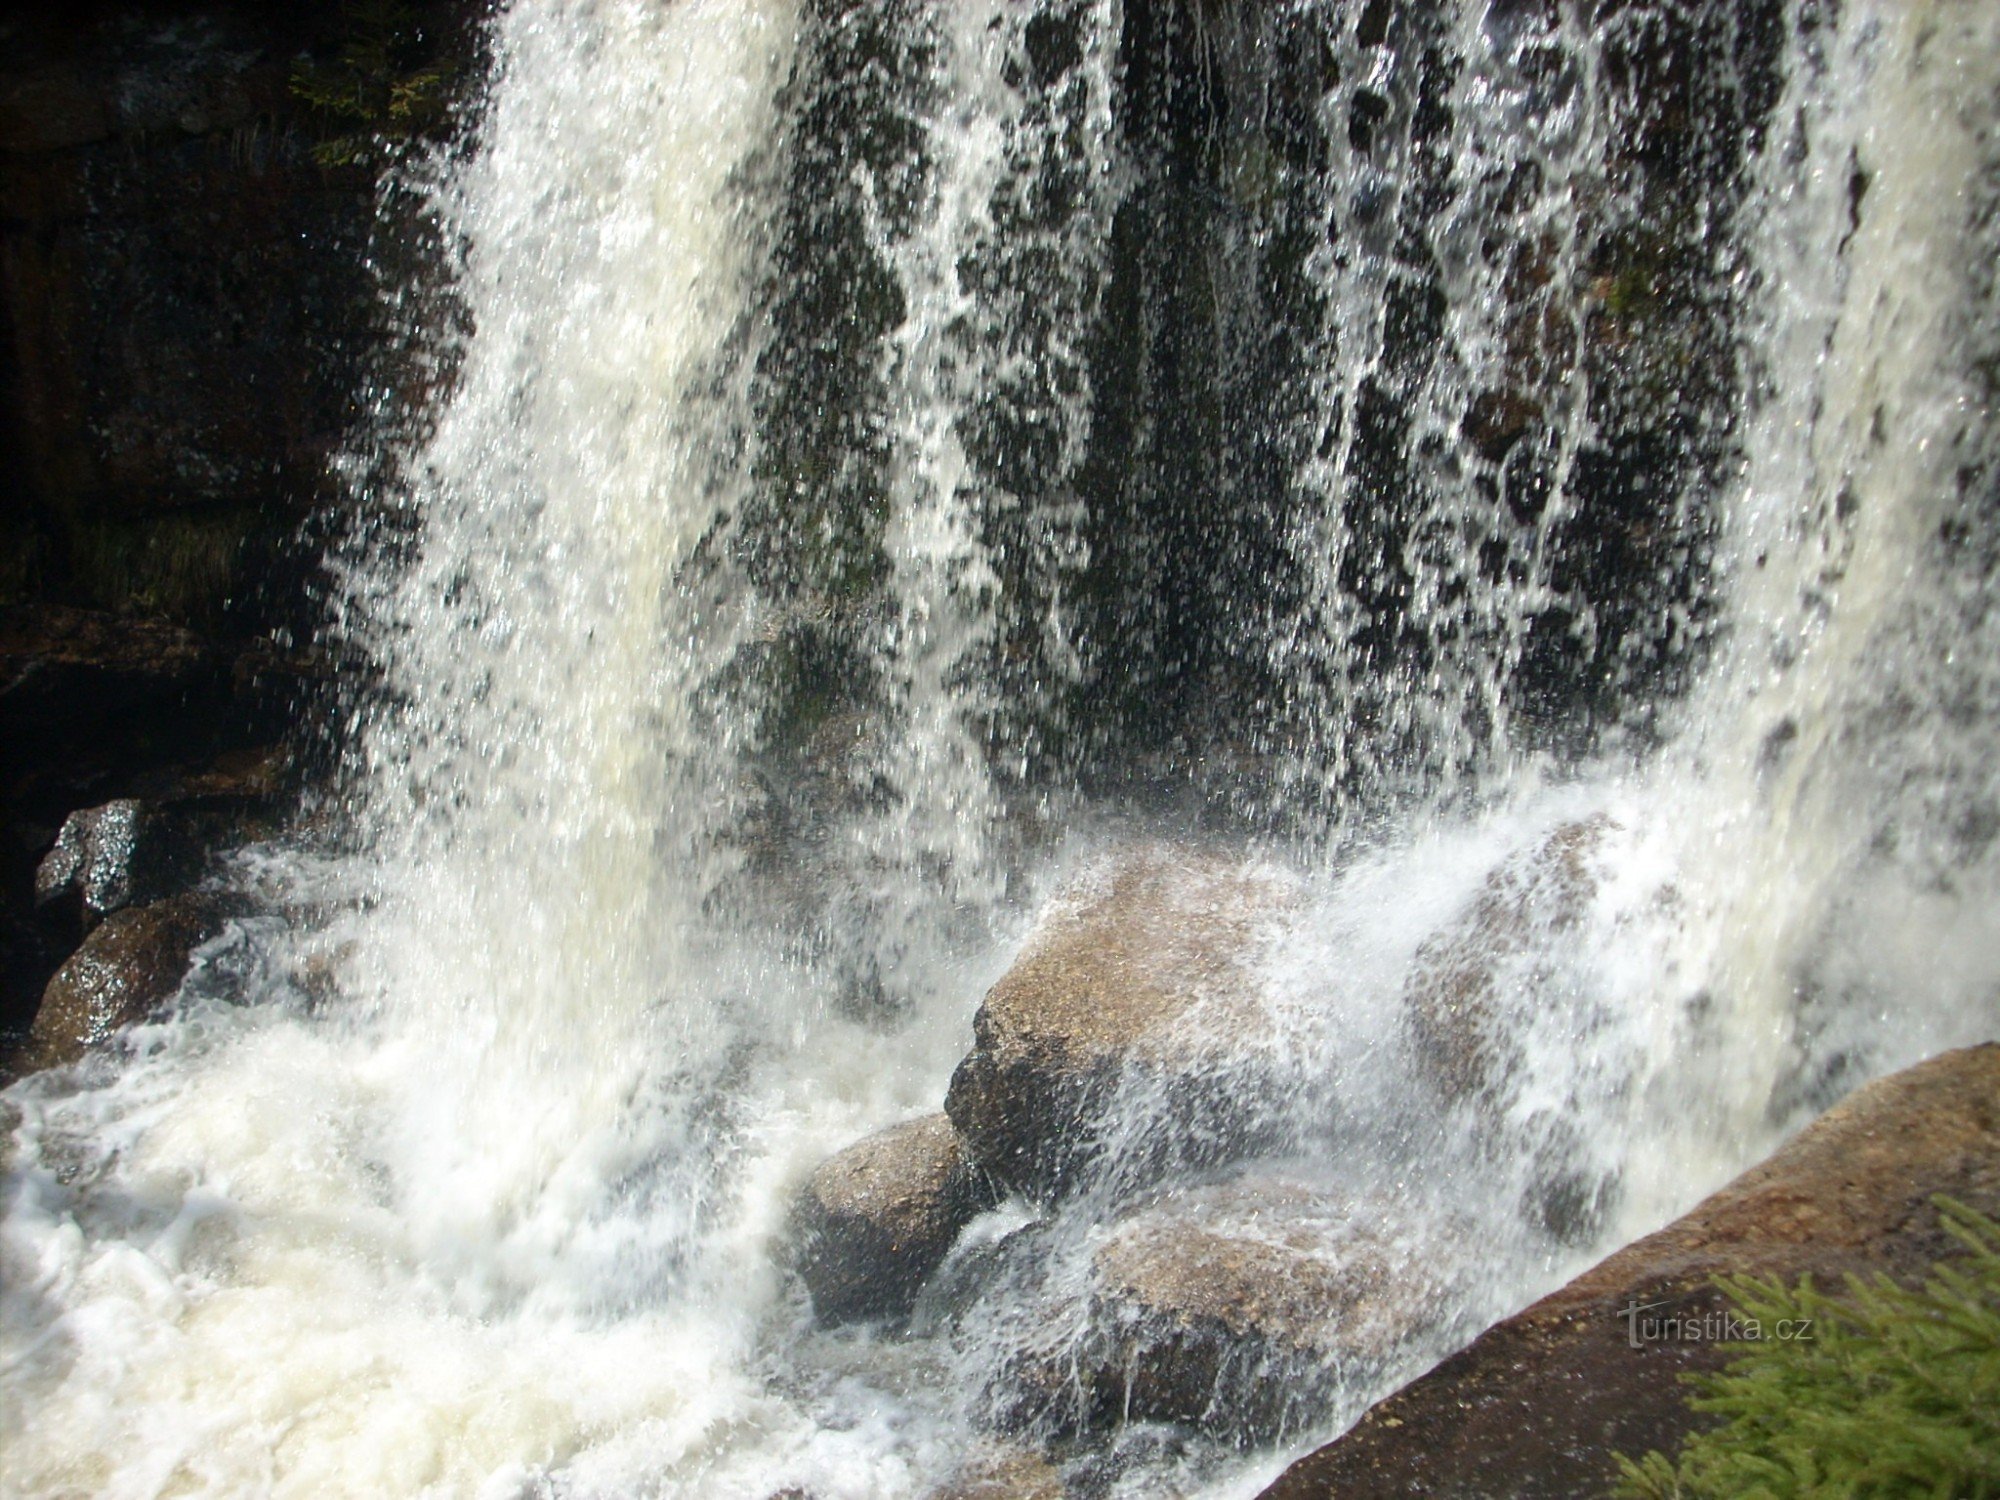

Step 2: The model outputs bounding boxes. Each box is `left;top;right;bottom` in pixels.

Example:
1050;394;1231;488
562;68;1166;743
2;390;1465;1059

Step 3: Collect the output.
1613;1196;2000;1500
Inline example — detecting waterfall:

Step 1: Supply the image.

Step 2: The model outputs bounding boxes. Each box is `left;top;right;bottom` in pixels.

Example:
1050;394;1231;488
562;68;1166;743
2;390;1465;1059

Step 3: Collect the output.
3;0;1997;1496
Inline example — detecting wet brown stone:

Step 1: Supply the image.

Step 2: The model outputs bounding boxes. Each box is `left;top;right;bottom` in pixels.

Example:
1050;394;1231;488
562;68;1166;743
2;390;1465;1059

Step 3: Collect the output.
795;1112;991;1325
1405;816;1612;1099
15;891;233;1073
928;1443;1067;1500
1010;1175;1450;1445
945;850;1298;1201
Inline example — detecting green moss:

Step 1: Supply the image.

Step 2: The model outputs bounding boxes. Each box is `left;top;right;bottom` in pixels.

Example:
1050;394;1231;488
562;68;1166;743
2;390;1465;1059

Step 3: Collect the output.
1612;1196;2000;1500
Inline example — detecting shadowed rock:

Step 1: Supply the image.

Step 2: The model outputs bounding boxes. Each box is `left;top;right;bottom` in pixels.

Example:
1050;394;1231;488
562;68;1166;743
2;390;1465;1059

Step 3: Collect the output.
1258;1042;2000;1500
945;852;1297;1202
795;1112;992;1325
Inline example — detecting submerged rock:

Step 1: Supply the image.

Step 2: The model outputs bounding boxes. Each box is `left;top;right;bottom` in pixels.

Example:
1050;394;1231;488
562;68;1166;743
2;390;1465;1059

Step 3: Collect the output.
16;892;234;1073
945;852;1297;1202
1008;1175;1448;1445
1258;1042;2000;1499
794;1112;992;1325
1404;815;1620;1242
1404;816;1611;1097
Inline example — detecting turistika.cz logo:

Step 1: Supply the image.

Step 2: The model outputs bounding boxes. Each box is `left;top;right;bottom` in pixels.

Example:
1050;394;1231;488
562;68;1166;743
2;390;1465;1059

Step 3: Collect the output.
1616;1298;1816;1349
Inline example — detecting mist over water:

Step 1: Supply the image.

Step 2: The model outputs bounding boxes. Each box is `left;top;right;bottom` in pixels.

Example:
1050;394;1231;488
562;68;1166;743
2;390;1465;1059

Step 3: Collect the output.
5;0;1999;1496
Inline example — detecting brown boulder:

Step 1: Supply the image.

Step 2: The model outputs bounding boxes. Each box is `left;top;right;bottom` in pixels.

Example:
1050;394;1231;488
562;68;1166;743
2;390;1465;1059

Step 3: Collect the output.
945;852;1298;1201
794;1112;992;1325
927;1444;1067;1500
1009;1175;1450;1444
1258;1042;2000;1499
14;892;233;1073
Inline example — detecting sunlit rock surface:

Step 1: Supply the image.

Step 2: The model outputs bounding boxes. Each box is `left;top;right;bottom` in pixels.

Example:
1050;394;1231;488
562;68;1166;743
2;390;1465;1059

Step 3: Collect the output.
945;852;1299;1201
1260;1042;2000;1499
925;1442;1067;1500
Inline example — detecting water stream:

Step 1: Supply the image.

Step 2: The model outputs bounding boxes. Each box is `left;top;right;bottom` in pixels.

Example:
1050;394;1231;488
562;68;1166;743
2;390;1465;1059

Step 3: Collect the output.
4;0;1998;1495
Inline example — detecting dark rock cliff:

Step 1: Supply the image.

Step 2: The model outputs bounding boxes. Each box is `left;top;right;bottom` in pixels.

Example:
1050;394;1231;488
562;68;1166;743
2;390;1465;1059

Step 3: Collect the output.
0;0;480;1045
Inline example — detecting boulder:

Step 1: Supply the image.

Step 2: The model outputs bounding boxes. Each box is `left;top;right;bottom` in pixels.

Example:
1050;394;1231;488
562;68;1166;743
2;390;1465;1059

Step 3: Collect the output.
34;748;296;933
1257;1042;2000;1499
945;852;1297;1201
13;891;234;1073
35;799;191;930
1404;815;1611;1098
1008;1175;1448;1445
0;603;312;1035
794;1112;992;1325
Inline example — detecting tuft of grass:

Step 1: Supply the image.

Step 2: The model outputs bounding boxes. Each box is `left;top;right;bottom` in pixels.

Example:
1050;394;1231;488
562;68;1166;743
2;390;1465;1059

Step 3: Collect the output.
1612;1196;2000;1500
69;511;253;626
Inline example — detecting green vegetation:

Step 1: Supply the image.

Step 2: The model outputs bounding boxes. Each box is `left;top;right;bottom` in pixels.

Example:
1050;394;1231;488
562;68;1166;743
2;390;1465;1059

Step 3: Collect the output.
290;0;456;167
1613;1197;2000;1500
69;511;257;628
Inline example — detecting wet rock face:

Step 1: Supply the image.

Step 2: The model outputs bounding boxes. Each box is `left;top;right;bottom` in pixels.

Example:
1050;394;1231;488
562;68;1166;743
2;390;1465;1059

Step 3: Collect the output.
944;853;1297;1201
794;1112;993;1325
1258;1043;2000;1500
1405;816;1611;1097
35;799;188;930
0;5;476;634
1007;1176;1448;1445
33;750;292;937
0;9;368;628
16;890;234;1073
0;602;308;1037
